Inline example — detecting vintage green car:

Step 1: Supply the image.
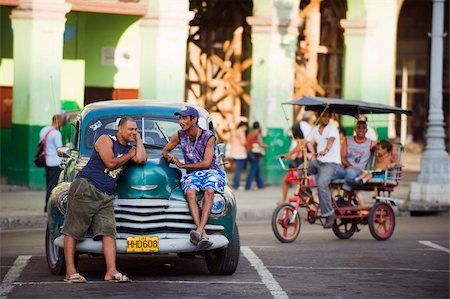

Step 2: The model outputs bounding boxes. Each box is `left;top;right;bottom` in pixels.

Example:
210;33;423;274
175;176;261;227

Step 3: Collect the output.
46;100;239;275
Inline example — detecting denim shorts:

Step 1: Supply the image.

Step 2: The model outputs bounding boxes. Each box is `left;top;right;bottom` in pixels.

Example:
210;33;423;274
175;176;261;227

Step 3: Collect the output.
62;178;116;241
181;169;226;194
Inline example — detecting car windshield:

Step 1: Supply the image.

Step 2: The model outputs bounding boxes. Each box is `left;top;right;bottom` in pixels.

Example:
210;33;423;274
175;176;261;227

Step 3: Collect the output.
84;116;180;149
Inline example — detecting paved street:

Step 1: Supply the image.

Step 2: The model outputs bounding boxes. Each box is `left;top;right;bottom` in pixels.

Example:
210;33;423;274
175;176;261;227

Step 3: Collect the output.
1;216;448;298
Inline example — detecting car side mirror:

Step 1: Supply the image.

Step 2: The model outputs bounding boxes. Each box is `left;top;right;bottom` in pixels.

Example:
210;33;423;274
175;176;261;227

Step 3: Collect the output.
57;147;71;158
217;143;226;158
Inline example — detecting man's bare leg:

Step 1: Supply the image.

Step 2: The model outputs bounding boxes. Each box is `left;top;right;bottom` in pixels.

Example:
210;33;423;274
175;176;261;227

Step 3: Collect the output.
64;235;78;276
197;188;214;235
103;236;118;280
186;188;201;227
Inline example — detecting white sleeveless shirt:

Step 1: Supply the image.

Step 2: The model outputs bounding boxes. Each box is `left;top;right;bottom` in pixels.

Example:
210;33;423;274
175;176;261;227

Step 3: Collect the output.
345;137;372;170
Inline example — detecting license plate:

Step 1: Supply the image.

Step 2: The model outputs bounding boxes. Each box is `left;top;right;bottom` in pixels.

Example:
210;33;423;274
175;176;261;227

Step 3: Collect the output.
126;236;158;253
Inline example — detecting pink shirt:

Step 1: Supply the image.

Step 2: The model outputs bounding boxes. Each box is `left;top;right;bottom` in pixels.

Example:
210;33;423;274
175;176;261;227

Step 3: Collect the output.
230;126;247;159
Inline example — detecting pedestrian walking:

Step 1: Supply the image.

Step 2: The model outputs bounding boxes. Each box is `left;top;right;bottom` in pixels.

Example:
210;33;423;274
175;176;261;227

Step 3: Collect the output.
39;114;65;212
245;121;267;190
230;121;248;190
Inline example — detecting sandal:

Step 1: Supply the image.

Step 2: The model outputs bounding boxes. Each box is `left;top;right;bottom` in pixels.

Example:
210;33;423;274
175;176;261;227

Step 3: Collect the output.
189;230;201;246
105;272;131;283
64;273;87;283
197;235;213;250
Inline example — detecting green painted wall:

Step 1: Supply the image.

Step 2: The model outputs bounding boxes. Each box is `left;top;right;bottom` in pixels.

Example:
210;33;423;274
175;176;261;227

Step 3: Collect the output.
1;6;13;58
341;0;398;140
263;128;291;186
8;124;45;188
0;128;11;176
75;13;139;88
249;0;299;186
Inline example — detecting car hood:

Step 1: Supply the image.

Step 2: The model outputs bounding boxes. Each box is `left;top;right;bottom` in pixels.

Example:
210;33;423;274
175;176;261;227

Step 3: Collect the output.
116;158;182;200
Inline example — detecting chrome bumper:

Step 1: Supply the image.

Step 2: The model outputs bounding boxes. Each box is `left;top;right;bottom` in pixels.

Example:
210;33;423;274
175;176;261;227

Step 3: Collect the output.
54;234;229;254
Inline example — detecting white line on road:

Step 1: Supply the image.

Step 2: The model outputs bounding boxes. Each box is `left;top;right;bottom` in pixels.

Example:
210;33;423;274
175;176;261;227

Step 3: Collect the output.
241;246;288;299
12;280;264;286
419;241;450;253
268;265;449;273
0;255;31;299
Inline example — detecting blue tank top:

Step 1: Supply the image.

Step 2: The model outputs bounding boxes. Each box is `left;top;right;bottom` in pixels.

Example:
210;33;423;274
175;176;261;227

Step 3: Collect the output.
178;129;219;173
77;135;132;195
346;136;372;170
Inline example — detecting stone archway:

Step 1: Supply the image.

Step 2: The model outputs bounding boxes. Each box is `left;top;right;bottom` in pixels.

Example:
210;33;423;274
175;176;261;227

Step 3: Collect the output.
396;0;449;147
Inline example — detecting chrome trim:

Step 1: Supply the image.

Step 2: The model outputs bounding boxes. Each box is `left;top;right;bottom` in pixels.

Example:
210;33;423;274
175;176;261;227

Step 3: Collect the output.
131;185;158;191
54;234;229;254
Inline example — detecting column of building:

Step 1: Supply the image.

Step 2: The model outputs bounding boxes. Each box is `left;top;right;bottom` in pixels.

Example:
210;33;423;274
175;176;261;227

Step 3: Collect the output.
410;0;450;204
139;0;192;101
247;0;301;185
9;0;71;187
340;0;398;140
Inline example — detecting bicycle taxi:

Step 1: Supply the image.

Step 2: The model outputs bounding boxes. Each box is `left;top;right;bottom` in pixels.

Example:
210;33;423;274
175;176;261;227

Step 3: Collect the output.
272;96;412;242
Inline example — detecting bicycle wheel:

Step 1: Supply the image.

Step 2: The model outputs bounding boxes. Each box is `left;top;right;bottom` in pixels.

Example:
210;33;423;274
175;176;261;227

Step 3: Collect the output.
272;203;301;243
332;218;357;239
368;202;395;241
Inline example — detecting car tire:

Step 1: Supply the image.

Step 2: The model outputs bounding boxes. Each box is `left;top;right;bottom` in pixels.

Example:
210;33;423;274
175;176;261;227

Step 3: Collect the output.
45;226;78;275
205;223;240;275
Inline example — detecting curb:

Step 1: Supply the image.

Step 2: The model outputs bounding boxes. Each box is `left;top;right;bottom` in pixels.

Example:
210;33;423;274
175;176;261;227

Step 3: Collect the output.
0;215;47;230
1;204;448;231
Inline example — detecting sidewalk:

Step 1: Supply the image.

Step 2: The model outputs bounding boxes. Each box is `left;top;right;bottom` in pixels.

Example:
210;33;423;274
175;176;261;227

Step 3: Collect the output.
0;151;447;230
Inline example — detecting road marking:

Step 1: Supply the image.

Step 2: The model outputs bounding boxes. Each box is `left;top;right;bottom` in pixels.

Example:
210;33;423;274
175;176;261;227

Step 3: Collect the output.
268;266;449;273
0;255;31;299
419;241;450;253
241;246;288;299
13;280;264;285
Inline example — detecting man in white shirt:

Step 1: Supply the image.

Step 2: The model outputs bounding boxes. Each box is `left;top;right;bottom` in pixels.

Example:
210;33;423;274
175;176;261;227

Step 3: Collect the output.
299;111;313;139
39;114;64;212
305;110;341;228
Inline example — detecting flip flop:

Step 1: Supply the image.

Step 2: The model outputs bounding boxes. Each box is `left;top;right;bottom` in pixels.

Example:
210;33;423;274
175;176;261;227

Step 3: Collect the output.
189;230;201;246
197;235;213;250
64;273;87;283
105;272;131;283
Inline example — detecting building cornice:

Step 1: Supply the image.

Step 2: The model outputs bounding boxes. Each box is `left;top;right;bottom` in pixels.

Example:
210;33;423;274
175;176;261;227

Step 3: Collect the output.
140;11;194;28
340;19;375;36
0;0;19;6
10;1;71;21
67;0;147;16
247;16;302;35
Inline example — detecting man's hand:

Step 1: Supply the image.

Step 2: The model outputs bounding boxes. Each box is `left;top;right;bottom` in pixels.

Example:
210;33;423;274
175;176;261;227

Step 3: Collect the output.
128;147;137;157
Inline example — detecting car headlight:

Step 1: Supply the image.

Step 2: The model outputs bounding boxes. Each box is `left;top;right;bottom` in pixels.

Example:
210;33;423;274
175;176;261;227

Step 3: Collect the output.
211;194;226;214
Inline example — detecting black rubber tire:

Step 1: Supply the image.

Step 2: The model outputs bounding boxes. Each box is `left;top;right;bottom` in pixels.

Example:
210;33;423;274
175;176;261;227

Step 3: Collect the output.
368;202;396;241
272;203;301;243
45;226;78;275
332;218;357;239
205;223;240;275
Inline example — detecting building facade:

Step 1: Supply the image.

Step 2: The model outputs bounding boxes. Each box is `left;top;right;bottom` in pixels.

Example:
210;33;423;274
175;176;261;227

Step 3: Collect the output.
0;0;448;188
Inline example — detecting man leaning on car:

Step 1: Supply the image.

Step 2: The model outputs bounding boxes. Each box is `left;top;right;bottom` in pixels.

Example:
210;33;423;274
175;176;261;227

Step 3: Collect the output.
162;106;226;251
62;116;147;283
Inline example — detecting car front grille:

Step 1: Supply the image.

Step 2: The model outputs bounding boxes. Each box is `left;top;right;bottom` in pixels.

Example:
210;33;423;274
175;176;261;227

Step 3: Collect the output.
114;199;224;236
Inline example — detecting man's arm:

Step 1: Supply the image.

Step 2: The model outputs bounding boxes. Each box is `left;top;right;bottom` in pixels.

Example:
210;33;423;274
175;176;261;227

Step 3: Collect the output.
318;137;335;156
96;135;135;170
131;132;147;164
340;138;354;168
162;132;180;163
175;136;215;171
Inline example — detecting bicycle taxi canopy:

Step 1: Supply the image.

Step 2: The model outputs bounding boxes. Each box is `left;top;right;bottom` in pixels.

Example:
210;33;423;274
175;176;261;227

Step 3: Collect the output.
272;97;412;242
283;96;412;116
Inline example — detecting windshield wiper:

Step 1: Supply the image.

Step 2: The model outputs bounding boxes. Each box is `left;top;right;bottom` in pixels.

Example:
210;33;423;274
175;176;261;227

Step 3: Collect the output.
142;143;165;149
154;121;169;143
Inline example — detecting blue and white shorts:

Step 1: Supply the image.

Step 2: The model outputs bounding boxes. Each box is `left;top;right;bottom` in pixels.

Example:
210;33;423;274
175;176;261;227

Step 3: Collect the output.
181;169;226;194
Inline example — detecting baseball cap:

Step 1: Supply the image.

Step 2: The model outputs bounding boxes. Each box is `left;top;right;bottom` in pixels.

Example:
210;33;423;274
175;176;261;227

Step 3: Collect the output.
174;106;199;118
